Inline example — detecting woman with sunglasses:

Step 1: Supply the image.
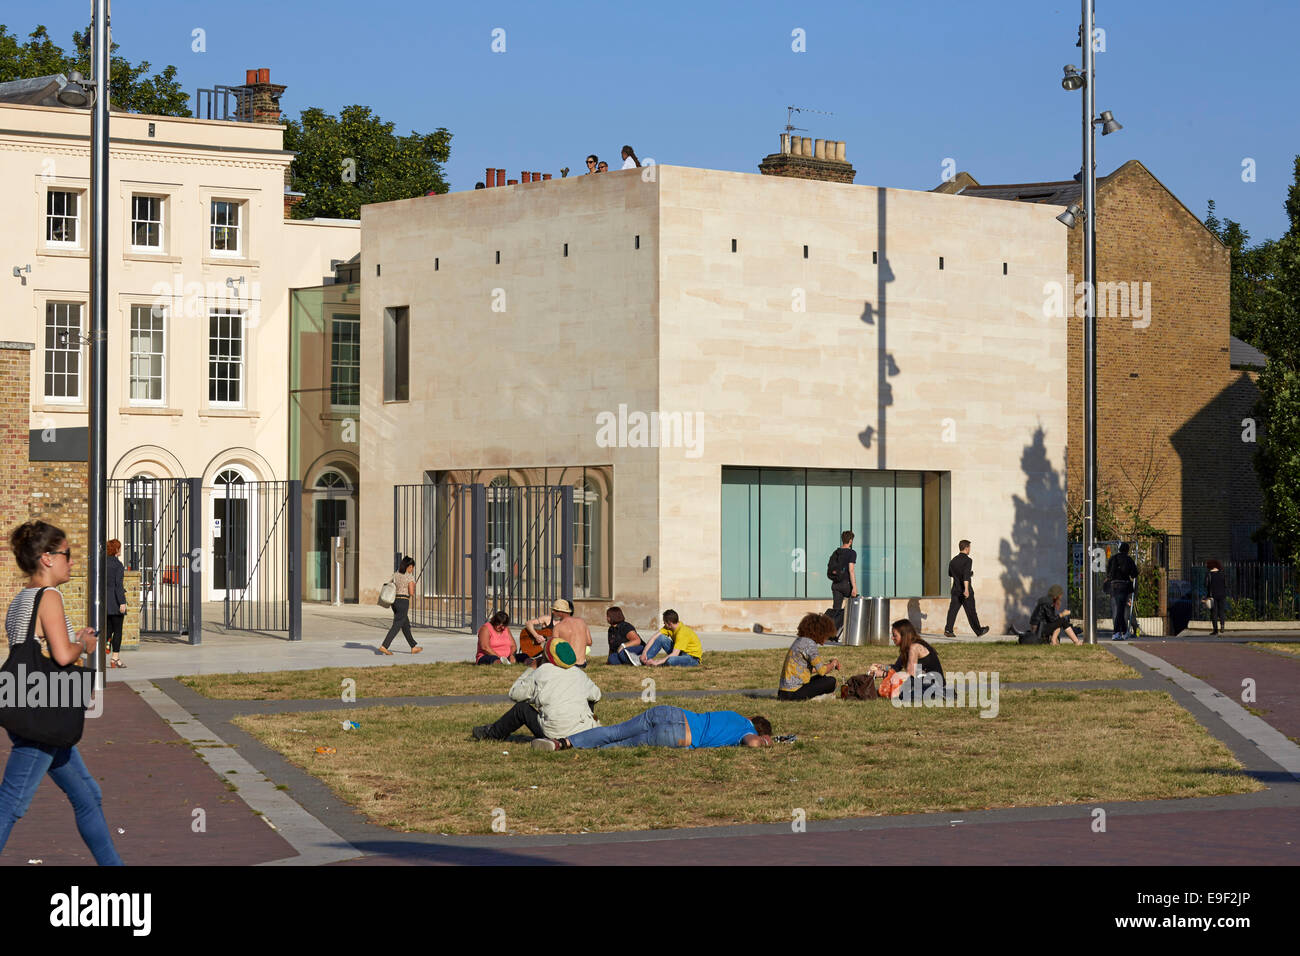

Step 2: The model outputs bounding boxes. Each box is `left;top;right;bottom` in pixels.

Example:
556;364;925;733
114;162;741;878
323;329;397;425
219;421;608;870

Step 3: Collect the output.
0;520;123;864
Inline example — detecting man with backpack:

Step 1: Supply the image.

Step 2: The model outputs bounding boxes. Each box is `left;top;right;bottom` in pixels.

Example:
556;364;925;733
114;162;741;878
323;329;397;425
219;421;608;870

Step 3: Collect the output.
828;531;858;619
1104;542;1139;641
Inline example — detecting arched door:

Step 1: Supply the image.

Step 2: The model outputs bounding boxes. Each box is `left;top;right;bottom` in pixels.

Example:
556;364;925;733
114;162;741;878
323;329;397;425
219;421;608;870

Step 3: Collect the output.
210;466;256;600
310;469;356;601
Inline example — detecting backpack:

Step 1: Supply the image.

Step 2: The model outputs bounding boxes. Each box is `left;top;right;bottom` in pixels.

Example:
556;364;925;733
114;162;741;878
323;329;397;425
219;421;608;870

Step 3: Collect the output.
377;580;396;608
827;549;845;582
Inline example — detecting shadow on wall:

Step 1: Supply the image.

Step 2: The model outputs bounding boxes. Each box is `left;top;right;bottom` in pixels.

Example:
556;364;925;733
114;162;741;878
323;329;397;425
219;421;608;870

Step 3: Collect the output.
906;597;925;633
1169;371;1265;562
859;188;897;463
999;426;1066;633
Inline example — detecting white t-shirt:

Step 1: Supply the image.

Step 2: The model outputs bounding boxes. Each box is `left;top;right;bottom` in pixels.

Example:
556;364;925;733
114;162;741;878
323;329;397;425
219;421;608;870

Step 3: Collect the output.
622;156;637;169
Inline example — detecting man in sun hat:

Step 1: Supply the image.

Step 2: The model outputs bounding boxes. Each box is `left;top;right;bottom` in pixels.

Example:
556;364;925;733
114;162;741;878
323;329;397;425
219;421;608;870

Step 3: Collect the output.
472;636;603;742
524;597;593;668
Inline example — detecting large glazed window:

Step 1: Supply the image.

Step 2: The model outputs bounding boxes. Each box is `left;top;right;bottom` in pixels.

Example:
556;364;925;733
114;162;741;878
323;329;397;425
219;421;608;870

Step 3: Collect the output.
720;467;949;599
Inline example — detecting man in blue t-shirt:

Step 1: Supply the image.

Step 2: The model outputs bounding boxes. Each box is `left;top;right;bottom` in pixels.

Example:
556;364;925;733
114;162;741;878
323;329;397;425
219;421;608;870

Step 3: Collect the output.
532;705;773;750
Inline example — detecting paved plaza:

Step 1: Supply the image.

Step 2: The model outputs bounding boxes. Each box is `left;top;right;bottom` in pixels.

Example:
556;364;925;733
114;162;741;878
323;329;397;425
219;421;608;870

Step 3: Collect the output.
2;606;1297;866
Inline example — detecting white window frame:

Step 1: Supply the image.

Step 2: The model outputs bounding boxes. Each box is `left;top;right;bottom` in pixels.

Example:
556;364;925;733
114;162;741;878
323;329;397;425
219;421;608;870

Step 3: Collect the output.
130;194;165;252
207;309;244;407
44;302;84;404
329;315;361;410
209;200;242;257
129;304;167;406
45;189;81;248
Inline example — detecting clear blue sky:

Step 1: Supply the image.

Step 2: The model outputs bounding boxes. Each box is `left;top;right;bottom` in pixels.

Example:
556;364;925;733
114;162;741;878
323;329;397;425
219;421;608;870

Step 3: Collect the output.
17;0;1297;243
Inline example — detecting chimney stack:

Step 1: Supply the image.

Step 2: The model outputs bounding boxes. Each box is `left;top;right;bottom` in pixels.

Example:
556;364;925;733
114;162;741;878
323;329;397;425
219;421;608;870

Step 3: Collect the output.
759;133;856;184
234;68;286;125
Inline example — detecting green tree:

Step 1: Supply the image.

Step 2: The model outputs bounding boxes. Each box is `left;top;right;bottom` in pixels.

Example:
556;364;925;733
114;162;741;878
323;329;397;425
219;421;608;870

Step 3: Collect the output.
1252;156;1300;569
1204;198;1278;348
0;24;190;116
283;105;451;220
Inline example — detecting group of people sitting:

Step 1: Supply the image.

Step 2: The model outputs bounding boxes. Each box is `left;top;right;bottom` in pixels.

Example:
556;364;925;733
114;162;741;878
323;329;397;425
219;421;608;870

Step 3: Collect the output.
778;612;949;702
471;634;772;751
475;602;703;668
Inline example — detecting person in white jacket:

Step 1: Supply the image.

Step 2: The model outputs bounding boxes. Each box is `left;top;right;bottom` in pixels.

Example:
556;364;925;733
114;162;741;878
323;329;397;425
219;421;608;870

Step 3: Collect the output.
472;637;602;742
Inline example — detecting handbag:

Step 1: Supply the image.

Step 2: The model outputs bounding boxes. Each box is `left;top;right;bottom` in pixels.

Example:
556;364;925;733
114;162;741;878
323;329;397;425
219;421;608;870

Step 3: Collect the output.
0;588;92;748
878;668;907;699
377;580;396;608
1201;597;1213;610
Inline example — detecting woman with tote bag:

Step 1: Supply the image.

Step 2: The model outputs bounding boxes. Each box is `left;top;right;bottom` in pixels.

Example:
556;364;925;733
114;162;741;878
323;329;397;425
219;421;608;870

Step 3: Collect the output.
0;520;123;864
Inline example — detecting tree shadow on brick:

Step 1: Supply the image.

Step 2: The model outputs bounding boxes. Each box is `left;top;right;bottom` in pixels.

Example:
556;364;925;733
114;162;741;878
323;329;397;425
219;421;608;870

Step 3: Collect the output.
1000;426;1067;633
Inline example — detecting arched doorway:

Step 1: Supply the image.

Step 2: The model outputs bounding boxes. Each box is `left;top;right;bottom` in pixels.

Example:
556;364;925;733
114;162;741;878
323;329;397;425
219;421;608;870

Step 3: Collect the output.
210;465;256;600
309;468;357;602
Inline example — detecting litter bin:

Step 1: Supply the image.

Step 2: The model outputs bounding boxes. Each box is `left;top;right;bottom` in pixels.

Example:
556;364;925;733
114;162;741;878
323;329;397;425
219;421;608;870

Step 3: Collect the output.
865;598;892;645
841;597;869;646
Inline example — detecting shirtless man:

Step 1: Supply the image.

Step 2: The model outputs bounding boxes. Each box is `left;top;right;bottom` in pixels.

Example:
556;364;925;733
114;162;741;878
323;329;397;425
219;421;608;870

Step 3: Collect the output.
525;598;592;668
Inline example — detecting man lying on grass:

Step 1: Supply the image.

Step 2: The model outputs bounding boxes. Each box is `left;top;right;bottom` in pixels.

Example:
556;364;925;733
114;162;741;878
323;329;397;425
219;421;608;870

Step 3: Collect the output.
532;705;773;751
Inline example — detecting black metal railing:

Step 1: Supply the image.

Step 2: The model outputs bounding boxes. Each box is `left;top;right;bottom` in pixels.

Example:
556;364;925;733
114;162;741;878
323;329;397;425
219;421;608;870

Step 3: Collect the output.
222;480;302;639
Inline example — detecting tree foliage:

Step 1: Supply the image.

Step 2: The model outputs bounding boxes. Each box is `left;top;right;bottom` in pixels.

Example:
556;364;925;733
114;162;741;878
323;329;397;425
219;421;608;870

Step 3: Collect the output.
0;24;190;116
283;105;451;220
1250;156;1300;569
1204;199;1278;348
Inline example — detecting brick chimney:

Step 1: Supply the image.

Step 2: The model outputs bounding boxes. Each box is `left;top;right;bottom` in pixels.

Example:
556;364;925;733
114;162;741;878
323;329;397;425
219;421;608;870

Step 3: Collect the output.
234;68;286;125
758;134;856;184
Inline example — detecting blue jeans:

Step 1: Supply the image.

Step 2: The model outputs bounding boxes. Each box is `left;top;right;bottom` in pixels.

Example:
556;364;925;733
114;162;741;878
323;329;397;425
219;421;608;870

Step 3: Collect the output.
0;733;123;865
567;705;689;749
641;635;700;666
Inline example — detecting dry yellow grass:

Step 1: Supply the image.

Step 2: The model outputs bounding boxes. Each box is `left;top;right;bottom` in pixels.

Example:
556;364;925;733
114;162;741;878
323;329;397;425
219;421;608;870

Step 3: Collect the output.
1248;643;1300;661
186;643;1137;700
234;688;1255;835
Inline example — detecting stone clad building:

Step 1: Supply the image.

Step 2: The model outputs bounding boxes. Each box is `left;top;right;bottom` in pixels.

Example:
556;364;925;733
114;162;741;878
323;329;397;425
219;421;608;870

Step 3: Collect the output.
359;165;1069;633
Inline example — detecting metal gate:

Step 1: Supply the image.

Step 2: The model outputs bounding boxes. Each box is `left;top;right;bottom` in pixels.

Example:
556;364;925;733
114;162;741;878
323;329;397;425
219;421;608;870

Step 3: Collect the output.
394;482;573;632
107;477;202;644
1070;536;1172;638
222;480;302;639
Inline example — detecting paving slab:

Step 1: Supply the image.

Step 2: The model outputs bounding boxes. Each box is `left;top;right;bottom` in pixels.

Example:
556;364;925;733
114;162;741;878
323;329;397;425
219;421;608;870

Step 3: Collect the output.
0;684;294;866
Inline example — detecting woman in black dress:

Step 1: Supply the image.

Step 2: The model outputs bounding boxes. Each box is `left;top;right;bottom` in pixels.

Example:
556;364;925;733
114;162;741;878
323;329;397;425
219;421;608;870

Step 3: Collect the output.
105;538;126;668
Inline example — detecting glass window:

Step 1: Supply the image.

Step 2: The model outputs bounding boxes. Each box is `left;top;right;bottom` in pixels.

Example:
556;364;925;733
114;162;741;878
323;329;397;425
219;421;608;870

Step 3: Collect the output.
129;305;166;404
721;467;948;599
46;190;79;245
208;310;243;405
330;316;360;408
44;302;82;402
209;200;241;255
131;195;163;250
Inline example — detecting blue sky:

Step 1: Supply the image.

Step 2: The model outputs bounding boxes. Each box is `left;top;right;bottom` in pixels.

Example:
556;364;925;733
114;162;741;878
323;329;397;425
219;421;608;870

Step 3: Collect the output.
17;0;1296;243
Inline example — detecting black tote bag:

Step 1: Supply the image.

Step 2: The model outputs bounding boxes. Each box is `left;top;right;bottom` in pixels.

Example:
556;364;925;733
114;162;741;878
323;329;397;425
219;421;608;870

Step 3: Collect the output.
0;588;92;748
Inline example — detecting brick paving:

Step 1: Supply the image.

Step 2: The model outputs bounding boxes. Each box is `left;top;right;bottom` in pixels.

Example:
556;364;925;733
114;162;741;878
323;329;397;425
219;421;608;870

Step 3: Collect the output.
0;684;294;866
1137;642;1300;742
330;805;1300;866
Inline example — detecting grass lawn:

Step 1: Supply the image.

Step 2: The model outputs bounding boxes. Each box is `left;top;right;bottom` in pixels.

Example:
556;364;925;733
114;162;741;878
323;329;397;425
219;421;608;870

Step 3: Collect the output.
1249;643;1300;661
185;643;1137;701
234;688;1255;835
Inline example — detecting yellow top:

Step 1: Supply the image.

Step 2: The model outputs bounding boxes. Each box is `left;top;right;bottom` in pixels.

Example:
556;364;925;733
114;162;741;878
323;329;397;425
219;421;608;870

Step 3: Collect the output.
662;623;703;660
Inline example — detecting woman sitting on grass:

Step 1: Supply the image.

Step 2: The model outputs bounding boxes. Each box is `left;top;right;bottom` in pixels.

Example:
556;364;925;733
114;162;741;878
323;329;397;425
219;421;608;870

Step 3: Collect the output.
476;610;522;664
533;706;772;750
778;612;841;700
868;619;946;700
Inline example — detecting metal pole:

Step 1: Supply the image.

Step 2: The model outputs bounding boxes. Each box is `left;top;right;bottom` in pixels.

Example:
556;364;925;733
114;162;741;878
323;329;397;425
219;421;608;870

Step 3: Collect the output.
559;487;574;605
1081;0;1098;644
187;477;202;644
288;480;302;640
470;483;486;630
87;0;110;677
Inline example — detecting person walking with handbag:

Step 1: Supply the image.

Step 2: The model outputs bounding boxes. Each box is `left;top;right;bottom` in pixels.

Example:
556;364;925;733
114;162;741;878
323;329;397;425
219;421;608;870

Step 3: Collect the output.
1206;559;1228;635
105;538;127;668
379;556;422;655
0;520;123;865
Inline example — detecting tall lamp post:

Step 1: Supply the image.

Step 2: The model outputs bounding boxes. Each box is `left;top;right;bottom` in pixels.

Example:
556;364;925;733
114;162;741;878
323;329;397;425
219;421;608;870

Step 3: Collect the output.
1059;0;1121;644
58;2;109;679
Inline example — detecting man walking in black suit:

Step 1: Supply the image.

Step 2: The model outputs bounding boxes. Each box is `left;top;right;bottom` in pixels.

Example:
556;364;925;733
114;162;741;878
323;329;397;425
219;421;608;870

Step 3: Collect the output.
945;539;990;637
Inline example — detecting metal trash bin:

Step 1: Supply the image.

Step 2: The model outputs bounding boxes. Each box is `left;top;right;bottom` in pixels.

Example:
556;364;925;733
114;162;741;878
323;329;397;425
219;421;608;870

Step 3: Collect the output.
865;598;892;645
841;596;869;646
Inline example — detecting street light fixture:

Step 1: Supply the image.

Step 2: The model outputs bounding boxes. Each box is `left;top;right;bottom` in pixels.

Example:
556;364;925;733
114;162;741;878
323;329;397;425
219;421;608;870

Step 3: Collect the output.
55;71;96;109
1059;0;1123;645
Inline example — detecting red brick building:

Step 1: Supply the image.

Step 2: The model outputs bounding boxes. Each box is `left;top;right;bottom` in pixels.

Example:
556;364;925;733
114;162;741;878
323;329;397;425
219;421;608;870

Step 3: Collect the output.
935;160;1263;566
